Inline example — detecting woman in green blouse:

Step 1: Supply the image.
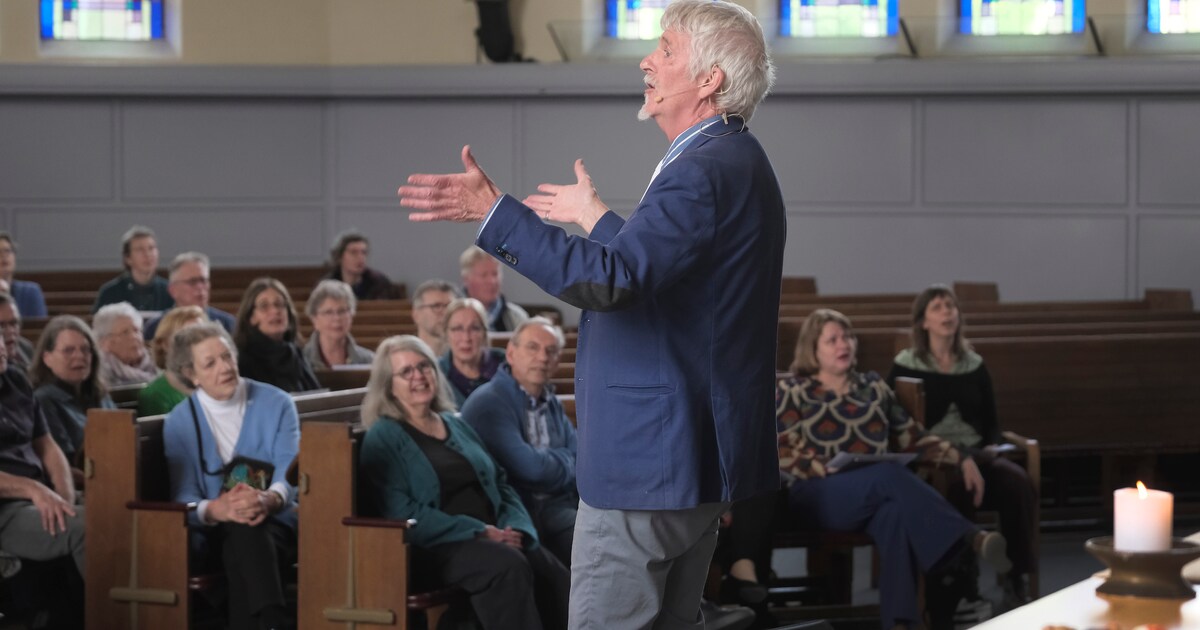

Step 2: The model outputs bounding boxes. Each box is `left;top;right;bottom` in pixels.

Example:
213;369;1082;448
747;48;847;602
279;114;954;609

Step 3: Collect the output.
137;305;207;416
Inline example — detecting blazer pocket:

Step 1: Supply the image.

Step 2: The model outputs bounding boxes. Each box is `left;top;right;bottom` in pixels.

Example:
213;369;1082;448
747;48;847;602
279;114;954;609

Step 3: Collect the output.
591;386;673;497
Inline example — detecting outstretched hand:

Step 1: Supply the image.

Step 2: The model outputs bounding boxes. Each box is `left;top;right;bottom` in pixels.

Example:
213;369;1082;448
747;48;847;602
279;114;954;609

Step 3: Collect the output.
522;159;609;234
400;145;503;223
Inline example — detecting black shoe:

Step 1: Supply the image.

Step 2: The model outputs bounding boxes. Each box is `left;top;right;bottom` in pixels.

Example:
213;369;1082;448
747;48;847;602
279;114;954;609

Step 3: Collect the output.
700;599;756;630
725;576;769;605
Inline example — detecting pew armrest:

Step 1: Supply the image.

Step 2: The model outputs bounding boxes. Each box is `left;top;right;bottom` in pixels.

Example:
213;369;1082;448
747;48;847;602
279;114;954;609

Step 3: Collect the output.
1000;431;1041;496
342;517;416;530
126;501;196;512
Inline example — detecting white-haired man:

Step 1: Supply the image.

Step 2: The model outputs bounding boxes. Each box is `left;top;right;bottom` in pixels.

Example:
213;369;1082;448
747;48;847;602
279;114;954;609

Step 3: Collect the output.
143;252;236;340
399;2;783;627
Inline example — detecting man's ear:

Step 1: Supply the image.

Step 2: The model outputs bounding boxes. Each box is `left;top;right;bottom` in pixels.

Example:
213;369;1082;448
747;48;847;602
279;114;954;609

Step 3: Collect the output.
698;66;727;100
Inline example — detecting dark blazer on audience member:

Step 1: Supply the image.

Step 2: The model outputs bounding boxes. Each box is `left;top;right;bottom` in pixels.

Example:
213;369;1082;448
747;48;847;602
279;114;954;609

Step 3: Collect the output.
143;306;236;340
323;267;397;301
10;280;47;318
460;366;577;502
92;272;173;313
474;115;786;510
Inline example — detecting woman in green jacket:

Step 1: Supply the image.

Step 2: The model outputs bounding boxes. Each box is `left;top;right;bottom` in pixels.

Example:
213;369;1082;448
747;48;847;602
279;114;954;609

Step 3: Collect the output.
358;335;568;630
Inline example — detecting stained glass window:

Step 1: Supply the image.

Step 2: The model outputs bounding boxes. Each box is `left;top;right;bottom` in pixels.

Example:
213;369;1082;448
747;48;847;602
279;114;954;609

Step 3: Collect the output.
1149;0;1200;33
606;0;672;40
781;0;898;37
40;1;164;41
960;0;1085;35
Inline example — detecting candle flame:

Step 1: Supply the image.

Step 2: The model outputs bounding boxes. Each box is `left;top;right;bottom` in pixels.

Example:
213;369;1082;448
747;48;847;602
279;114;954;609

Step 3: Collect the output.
1137;481;1148;499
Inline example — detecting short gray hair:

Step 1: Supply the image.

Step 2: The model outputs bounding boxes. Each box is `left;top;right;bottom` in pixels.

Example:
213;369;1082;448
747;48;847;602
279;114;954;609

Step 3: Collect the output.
167;322;237;388
0;292;21;322
458;245;491;274
169;251;210;281
361;335;457;427
661;0;775;121
93;302;143;339
306;279;357;318
413;279;459;306
510;316;565;349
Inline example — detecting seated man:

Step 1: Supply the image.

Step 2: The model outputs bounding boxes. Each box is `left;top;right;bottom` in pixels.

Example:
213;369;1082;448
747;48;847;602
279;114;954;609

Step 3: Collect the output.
322;230;398;300
460;317;576;566
143;251;236;340
410;279;459;358
0;333;85;621
0;293;34;372
92;225;173;313
460;245;528;332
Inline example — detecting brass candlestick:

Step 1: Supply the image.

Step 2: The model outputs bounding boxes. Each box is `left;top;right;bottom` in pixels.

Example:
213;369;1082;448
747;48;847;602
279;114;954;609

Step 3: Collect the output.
1085;537;1200;600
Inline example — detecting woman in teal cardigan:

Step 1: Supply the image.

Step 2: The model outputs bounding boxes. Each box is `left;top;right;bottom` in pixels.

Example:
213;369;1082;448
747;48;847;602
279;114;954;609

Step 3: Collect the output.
359;335;568;630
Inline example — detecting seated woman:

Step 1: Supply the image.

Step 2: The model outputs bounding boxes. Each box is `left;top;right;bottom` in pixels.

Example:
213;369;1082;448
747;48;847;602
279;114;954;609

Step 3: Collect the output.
30;316;115;463
233;277;320;393
888;284;1037;605
94;302;159;386
163;323;299;630
138;305;208;417
726;309;1010;630
302;279;374;370
358;335;568;630
321;230;397;300
437;298;506;407
0;231;47;317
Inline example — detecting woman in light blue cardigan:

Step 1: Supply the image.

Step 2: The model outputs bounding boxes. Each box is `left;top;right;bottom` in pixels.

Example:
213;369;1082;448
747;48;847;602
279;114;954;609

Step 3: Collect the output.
359;335;568;630
163;323;299;630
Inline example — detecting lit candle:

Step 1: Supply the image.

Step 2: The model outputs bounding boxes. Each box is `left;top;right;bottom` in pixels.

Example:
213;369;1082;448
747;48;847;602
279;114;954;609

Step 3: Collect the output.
1113;481;1173;552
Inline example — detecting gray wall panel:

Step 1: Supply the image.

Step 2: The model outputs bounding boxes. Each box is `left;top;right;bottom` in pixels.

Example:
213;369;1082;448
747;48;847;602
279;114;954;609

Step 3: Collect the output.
521;99;665;212
0;101;113;200
753;100;914;205
336;102;518;200
12;206;325;268
924;100;1127;205
122;101;324;200
785;212;1128;300
1137;215;1200;303
1137;101;1200;206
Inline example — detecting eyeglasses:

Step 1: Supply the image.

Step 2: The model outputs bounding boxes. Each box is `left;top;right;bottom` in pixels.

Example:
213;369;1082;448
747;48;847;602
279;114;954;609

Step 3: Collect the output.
416;302;451;312
55;345;92;357
393;361;435;382
254;300;287;312
316;307;352;319
174;276;210;288
0;320;19;331
448;324;485;336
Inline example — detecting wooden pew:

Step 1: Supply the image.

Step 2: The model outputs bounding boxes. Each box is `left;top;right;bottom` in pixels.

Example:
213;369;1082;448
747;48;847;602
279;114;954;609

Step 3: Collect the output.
85;389;366;629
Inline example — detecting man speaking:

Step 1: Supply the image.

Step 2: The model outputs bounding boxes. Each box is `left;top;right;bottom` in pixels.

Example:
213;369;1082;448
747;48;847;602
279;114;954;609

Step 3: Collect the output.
399;2;784;627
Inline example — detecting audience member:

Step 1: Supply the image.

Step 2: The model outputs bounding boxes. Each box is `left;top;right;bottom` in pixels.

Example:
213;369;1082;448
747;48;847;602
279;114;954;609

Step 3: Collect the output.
302;279;374;370
94;302;159;386
461;318;577;566
888;284;1037;607
163;323;299;630
0;334;84;627
30;316;115;463
322;230;397;300
0;232;47;318
411;279;459;358
233;277;320;393
138;305;208;417
460;246;528;332
726;309;1010;630
92;225;173;313
358;335;568;630
437;298;506;407
0;293;34;372
143;252;236;339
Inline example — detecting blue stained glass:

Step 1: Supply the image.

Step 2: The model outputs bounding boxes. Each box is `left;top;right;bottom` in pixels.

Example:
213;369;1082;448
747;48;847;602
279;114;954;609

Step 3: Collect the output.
40;0;166;41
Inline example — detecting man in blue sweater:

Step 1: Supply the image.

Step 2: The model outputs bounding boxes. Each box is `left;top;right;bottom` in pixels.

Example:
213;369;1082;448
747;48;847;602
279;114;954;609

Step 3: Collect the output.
460;317;578;567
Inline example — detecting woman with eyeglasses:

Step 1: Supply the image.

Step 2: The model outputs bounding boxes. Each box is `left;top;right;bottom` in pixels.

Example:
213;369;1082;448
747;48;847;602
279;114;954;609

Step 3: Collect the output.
437;298;506;407
301;279;374;370
94;302;159;386
30;316;115;463
358;335;568;630
163;322;299;630
233;277;320;393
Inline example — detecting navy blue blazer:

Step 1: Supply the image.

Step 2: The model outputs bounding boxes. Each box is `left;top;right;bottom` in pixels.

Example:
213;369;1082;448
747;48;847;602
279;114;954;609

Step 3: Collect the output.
476;117;786;510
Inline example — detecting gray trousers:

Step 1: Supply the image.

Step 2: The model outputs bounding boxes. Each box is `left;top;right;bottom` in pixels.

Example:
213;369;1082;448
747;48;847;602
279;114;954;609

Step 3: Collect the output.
568;499;729;630
0;499;85;576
